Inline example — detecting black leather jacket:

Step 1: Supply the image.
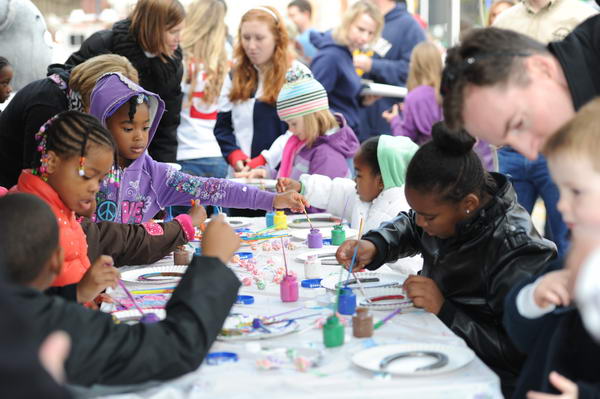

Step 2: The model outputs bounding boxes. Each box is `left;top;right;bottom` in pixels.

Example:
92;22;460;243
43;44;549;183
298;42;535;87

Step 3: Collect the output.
363;173;556;392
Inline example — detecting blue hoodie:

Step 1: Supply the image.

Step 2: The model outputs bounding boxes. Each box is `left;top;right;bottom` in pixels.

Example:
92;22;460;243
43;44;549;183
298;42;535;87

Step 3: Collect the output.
359;3;425;139
310;31;362;138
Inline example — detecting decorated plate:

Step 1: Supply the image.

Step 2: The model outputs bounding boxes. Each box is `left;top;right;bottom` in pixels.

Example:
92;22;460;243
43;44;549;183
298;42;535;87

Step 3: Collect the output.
295;247;342;266
120;266;188;285
289;227;357;242
352;343;475;376
289;213;345;229
320;271;405;292
111;308;167;325
229;178;277;191
217;313;300;341
357;287;414;311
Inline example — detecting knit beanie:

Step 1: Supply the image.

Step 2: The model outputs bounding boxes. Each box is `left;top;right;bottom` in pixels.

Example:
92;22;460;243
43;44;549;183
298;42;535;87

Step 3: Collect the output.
276;66;329;121
377;135;419;189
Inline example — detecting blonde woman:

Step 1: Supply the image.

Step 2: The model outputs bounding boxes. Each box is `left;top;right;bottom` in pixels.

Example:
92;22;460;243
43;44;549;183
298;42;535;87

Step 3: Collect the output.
66;0;186;163
309;0;384;139
176;0;229;181
0;54;138;187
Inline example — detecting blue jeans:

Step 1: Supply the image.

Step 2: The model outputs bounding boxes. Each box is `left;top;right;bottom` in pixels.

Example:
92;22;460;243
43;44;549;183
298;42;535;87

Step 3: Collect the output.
171;157;229;217
498;147;569;256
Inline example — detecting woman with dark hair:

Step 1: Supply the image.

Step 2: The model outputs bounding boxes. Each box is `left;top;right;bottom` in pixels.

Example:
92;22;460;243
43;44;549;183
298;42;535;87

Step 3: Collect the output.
66;0;186;163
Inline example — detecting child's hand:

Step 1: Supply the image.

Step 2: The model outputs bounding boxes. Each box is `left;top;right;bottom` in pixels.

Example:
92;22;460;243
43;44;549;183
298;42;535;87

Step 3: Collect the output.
234;168;268;179
527;371;578;399
234;159;249;172
353;54;372;72
77;255;119;303
336;239;377;271
201;214;241;264
403;275;445;314
381;104;400;123
273;191;310;213
534;269;572;308
276;177;301;193
188;203;207;228
361;94;382;107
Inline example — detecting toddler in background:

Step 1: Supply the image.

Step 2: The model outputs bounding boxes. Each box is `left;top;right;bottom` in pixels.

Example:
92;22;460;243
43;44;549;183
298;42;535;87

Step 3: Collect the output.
337;122;555;397
89;72;308;224
504;98;600;399
237;67;359;181
0;56;13;106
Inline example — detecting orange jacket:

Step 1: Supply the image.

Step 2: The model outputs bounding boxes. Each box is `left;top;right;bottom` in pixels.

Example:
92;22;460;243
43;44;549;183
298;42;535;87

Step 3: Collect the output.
16;170;90;286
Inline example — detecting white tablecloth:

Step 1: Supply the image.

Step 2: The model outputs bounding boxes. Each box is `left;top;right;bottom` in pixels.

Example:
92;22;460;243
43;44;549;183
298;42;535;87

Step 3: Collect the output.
93;215;502;399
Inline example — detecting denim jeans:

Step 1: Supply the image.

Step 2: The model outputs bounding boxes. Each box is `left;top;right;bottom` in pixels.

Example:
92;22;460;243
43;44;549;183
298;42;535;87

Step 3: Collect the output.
498;147;569;256
171;157;229;217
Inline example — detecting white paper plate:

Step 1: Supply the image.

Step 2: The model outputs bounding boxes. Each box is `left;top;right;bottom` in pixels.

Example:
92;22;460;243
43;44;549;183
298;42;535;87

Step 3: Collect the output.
206;216;252;228
111;308;167;325
352;343;475;376
288;213;345;229
320;271;405;292
218;313;300;341
295;247;342;266
229;178;277;191
120;266;188;285
358;287;414;311
289;227;357;242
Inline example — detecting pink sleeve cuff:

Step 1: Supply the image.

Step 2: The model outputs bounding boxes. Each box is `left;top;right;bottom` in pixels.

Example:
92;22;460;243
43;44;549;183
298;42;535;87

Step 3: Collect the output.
174;214;195;242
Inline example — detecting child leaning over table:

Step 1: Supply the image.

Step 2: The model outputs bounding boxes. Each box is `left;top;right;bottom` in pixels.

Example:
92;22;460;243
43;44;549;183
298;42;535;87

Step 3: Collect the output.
0;193;241;388
503;98;600;399
336;122;556;398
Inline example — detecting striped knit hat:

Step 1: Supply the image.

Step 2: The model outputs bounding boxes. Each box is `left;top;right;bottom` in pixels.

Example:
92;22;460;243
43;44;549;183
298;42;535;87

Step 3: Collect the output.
276;66;329;121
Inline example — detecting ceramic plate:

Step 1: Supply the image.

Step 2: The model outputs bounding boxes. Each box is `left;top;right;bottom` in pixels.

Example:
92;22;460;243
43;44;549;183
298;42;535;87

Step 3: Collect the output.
217;313;300;341
206;216;252;228
320;271;405;292
288;213;345;229
289;227;357;242
358;287;414;311
295;247;342;266
229;178;277;191
111;308;167;325
352;343;475;376
120;266;188;285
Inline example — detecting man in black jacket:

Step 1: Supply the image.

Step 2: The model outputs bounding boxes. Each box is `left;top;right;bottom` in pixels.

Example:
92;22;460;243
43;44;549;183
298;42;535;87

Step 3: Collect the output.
0;193;240;389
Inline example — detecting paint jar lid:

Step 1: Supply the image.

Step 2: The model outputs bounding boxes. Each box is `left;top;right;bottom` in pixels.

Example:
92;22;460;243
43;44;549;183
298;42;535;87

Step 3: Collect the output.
235;252;253;259
206;351;239;365
301;278;323;288
236;295;255;305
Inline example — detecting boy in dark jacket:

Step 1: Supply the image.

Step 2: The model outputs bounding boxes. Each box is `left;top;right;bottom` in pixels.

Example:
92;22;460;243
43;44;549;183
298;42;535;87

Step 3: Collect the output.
0;193;240;388
337;123;556;397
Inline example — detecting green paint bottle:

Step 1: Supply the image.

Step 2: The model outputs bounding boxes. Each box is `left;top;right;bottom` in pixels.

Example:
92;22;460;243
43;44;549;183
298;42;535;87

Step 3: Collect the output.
323;315;345;348
331;224;346;246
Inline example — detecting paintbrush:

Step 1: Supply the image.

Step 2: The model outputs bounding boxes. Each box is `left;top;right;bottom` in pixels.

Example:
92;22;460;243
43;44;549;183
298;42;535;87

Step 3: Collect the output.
302;208;314;230
352;272;371;303
374;308;402;330
117;280;160;323
344;217;365;288
281;237;289;276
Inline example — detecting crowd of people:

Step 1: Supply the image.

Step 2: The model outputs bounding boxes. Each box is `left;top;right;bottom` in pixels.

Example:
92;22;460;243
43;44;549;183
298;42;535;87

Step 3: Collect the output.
1;0;600;398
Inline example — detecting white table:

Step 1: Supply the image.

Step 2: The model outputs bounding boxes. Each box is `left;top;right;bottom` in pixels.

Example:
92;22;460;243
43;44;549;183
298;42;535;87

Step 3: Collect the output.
96;215;502;399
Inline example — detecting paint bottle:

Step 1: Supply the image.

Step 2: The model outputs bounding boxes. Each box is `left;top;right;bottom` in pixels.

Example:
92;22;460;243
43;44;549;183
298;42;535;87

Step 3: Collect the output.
331;224;346;246
265;211;275;228
274;211;288;230
352;307;374;338
304;254;322;279
323;315;344;348
280;274;299;302
338;287;357;315
307;228;323;248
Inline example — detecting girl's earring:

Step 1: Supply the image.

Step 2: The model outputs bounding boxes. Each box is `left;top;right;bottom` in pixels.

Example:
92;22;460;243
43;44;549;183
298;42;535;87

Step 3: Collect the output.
78;156;86;177
466;209;471;214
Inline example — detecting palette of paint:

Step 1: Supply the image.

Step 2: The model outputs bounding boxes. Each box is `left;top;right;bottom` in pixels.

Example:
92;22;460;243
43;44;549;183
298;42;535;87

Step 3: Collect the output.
111;308;167;325
320;271;405;292
255;346;324;372
218;313;300;341
288;214;344;229
111;293;171;312
120;266;187;285
358;287;415;311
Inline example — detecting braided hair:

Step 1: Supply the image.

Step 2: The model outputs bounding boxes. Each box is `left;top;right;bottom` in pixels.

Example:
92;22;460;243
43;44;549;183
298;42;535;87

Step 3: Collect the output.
405;122;496;203
33;111;115;175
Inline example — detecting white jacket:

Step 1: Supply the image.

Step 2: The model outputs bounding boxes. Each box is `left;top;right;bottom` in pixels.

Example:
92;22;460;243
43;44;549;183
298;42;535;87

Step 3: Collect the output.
300;173;423;275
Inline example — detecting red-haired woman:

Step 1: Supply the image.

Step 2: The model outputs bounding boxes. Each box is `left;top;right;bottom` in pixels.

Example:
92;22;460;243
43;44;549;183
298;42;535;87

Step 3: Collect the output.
66;0;185;163
215;6;304;174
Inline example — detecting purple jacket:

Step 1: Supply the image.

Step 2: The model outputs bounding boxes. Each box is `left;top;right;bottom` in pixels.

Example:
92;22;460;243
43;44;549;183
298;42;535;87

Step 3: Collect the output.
391;85;495;171
289;114;359;180
89;73;275;224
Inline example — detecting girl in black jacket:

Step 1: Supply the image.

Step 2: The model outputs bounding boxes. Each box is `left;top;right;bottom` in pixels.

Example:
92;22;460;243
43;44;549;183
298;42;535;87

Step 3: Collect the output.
336;122;556;397
66;0;185;163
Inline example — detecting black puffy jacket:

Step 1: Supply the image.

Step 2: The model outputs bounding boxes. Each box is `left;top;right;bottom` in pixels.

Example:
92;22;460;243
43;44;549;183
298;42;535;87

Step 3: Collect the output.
66;19;183;163
362;173;556;396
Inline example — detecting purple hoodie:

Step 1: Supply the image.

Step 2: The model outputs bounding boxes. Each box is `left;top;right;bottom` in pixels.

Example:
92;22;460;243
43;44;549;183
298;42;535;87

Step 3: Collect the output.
89;73;275;224
288;113;359;180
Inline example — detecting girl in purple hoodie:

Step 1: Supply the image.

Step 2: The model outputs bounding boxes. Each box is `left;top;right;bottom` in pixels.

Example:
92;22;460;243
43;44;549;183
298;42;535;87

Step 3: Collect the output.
237;67;359;181
89;73;308;224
